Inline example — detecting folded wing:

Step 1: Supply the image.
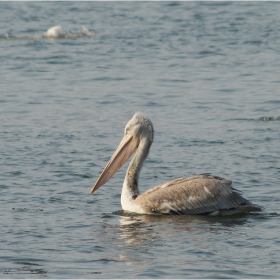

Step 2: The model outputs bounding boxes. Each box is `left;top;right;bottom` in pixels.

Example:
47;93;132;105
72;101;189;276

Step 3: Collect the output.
136;174;254;215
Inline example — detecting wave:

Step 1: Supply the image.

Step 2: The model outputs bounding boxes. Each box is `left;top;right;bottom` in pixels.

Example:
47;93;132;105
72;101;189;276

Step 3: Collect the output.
1;25;94;40
228;116;280;122
259;116;280;121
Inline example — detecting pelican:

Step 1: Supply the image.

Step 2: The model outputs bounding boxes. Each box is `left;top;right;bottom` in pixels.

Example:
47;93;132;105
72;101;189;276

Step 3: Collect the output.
44;26;65;38
90;112;261;216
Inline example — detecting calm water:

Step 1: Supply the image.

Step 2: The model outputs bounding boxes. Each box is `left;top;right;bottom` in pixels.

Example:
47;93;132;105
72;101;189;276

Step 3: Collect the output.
1;2;280;278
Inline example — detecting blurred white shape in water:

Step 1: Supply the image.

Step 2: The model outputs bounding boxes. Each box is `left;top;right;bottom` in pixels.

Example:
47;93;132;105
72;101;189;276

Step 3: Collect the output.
43;25;94;39
44;26;65;38
82;26;89;34
75;26;94;37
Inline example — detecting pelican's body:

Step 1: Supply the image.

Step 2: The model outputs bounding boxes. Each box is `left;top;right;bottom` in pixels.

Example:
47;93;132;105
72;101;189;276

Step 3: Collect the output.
90;112;261;216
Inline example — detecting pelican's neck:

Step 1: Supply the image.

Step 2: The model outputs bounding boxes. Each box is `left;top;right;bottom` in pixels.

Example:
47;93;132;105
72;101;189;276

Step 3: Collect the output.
121;137;151;208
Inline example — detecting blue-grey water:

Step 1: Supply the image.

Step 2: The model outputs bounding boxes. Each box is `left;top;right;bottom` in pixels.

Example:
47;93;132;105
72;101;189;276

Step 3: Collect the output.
1;1;280;278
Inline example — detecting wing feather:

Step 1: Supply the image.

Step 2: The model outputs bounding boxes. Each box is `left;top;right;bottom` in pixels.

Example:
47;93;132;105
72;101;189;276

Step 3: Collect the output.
136;174;253;215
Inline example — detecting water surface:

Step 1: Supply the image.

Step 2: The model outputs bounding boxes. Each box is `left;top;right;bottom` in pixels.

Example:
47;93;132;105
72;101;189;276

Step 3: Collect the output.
1;2;280;278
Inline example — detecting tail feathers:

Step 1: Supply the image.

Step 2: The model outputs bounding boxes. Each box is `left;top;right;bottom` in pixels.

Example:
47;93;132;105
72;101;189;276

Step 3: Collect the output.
209;204;262;217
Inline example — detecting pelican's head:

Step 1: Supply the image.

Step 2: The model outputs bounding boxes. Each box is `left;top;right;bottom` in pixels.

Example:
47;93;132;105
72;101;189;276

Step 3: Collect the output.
124;112;153;143
90;112;153;195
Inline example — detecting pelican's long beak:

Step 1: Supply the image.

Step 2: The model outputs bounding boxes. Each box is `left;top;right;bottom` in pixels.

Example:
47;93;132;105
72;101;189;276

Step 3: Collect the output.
90;134;138;195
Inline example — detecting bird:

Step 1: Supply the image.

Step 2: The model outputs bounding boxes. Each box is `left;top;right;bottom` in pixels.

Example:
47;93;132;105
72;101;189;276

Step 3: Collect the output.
90;112;261;216
44;26;65;38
